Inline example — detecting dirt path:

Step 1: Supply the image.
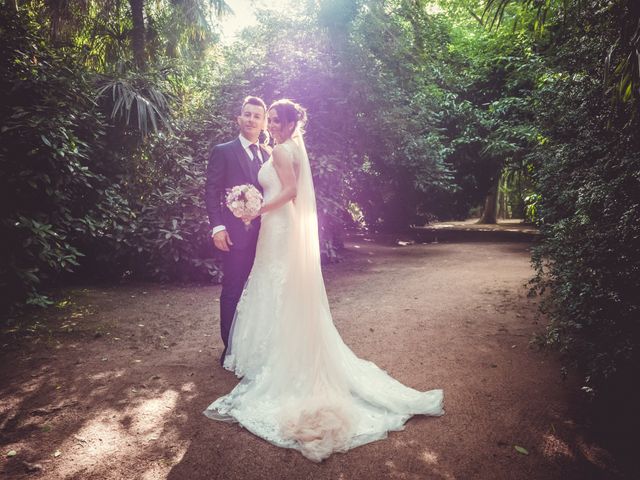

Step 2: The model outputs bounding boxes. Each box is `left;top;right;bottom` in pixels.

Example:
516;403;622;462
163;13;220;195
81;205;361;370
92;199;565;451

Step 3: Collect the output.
0;238;622;479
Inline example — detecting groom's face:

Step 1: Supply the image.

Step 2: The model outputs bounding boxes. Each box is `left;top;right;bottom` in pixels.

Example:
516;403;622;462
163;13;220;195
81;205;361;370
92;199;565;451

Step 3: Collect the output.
237;103;266;142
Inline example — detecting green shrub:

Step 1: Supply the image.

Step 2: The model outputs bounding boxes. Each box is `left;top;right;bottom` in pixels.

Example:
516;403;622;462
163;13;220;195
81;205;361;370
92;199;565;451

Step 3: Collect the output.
0;11;134;308
125;127;221;282
528;6;640;398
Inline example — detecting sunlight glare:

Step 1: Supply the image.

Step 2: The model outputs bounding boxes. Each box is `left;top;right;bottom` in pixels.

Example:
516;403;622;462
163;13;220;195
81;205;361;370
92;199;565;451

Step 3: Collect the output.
51;390;181;478
421;448;439;464
221;0;297;41
541;433;574;459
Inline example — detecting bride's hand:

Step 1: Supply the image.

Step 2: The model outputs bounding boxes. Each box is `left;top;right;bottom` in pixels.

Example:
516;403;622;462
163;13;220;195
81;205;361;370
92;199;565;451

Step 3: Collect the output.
241;209;262;223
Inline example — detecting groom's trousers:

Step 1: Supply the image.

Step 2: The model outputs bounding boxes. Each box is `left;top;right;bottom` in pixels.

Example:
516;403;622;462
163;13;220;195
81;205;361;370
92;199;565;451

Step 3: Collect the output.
219;242;257;355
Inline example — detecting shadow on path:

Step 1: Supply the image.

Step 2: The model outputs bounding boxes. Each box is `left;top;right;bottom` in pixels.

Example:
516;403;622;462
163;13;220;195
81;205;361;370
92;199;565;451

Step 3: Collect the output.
0;237;628;479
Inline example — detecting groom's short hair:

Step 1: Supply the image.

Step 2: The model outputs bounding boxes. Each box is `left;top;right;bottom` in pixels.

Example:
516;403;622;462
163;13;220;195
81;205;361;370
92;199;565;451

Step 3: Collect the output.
241;96;267;113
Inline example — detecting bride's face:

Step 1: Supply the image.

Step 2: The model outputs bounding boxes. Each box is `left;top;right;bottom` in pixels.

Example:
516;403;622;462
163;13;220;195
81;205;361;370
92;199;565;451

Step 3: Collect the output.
267;109;294;143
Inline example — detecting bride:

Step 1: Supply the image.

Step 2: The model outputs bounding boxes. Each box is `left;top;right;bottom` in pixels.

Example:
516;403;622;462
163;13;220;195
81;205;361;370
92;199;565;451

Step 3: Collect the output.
204;99;444;462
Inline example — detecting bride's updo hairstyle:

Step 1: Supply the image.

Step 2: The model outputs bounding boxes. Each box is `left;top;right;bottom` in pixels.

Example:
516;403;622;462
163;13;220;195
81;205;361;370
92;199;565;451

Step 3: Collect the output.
268;99;307;139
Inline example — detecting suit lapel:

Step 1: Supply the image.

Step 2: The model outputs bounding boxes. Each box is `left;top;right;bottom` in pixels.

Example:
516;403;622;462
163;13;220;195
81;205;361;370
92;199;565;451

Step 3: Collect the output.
231;138;253;182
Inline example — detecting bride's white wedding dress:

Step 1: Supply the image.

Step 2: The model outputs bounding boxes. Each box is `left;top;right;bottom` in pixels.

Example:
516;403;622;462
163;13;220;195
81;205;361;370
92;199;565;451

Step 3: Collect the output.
204;133;443;462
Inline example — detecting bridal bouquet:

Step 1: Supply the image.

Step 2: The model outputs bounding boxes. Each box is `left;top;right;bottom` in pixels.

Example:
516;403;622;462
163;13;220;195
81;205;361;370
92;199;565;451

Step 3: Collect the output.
226;184;263;227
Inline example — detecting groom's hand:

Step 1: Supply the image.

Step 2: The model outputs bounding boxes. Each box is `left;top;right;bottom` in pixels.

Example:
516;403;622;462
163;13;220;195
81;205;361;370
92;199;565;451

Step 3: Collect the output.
213;230;233;252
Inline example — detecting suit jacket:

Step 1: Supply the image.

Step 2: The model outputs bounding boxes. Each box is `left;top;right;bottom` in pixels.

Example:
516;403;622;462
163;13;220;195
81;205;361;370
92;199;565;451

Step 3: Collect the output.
205;137;270;250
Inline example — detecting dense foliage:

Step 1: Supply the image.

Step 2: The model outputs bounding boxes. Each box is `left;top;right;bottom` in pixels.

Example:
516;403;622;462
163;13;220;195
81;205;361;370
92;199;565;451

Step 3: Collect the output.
0;10;132;308
1;0;639;423
523;1;640;403
0;8;221;309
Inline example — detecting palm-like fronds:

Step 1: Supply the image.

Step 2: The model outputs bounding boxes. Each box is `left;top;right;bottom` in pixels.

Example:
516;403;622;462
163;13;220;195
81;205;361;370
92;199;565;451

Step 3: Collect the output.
20;0;233;69
482;0;571;31
96;75;171;136
209;0;233;17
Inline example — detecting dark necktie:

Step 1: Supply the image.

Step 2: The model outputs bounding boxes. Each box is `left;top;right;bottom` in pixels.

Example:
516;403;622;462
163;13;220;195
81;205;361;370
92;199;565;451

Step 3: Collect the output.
248;144;261;184
249;144;261;164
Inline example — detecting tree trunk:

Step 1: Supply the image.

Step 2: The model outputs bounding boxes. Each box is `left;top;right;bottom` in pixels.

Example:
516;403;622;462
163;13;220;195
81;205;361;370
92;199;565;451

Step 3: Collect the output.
478;177;499;224
128;0;146;70
496;177;504;220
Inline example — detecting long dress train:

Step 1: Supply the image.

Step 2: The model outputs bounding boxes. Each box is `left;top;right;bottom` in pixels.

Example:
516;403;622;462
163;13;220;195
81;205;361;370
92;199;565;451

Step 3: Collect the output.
204;133;443;462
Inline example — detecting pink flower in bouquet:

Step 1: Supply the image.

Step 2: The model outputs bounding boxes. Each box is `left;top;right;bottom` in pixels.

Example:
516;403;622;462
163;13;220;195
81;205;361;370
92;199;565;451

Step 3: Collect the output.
226;184;263;227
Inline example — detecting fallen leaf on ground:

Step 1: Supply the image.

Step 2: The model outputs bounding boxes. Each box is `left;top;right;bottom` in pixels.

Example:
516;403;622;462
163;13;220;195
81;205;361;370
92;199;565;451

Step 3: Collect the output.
7;450;17;457
53;450;61;457
514;445;529;455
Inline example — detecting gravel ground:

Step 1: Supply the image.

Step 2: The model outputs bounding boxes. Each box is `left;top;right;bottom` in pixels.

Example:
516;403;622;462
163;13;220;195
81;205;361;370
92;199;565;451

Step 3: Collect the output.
0;237;624;479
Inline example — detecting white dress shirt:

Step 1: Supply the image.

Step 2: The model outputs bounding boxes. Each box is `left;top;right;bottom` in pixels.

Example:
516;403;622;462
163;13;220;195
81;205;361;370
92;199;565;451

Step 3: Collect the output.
211;135;263;237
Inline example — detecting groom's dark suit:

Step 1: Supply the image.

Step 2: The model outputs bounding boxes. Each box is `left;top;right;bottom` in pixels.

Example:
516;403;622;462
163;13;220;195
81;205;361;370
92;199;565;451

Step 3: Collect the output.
205;137;269;358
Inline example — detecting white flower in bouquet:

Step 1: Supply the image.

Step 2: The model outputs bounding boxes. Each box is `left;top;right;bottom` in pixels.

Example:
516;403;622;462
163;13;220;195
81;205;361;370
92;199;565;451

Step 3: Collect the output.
226;184;263;228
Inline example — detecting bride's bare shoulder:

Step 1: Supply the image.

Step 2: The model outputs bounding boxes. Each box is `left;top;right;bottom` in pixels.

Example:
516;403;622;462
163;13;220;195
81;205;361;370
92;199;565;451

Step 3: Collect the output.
272;142;298;165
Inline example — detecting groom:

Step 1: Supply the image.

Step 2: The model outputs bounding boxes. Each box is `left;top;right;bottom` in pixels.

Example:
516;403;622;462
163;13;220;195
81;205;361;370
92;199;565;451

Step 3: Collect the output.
205;96;269;364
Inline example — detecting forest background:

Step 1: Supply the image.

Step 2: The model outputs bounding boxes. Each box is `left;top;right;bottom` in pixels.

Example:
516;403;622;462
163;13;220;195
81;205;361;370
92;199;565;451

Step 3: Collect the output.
1;0;638;448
